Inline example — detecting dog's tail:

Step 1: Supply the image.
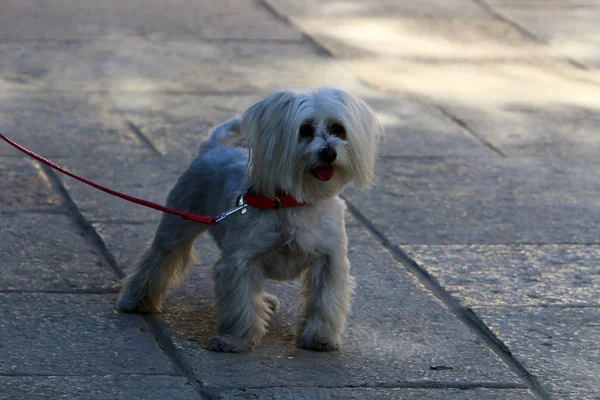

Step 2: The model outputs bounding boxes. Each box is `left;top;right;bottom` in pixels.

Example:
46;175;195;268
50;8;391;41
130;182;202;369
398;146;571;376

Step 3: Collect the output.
202;117;243;150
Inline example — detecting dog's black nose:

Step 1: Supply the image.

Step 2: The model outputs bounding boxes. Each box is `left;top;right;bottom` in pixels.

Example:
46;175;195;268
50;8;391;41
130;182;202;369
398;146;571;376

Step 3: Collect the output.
319;147;337;163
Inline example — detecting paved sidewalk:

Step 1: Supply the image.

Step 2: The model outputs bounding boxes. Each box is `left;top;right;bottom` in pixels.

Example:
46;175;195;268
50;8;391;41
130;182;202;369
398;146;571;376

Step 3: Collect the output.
1;1;599;399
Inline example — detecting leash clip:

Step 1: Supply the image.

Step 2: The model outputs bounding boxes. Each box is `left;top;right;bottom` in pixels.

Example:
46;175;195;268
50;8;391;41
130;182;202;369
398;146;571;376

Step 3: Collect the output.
214;194;248;223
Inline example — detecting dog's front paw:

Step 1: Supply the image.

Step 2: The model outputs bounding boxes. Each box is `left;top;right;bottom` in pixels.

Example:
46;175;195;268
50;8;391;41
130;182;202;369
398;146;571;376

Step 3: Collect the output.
209;335;253;353
297;334;340;352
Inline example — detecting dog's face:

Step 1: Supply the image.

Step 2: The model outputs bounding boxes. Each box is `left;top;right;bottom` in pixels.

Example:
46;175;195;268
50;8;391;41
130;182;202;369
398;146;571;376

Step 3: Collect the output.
241;88;382;203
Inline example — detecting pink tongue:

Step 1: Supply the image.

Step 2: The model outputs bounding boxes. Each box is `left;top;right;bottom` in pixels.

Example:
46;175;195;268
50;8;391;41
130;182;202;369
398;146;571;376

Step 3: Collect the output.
314;165;335;181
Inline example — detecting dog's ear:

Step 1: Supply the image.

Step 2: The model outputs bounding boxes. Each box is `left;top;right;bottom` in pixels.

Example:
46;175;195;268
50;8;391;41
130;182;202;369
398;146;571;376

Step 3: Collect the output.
347;94;383;189
241;90;296;139
240;90;300;198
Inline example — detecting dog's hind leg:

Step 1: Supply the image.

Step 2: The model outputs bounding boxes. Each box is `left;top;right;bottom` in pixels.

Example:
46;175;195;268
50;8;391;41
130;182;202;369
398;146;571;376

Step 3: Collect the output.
117;213;208;313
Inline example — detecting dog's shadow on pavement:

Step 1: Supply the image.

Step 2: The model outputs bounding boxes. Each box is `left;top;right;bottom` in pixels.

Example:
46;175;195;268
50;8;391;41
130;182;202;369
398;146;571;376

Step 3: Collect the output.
162;294;298;351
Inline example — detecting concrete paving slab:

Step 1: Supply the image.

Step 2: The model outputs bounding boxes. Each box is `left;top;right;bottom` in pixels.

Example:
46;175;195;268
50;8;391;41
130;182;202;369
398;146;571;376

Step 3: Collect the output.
107;93;256;158
93;221;220;278
57;154;188;222
0;375;197;400
0;41;99;91
344;157;600;244
0;213;118;291
441;102;600;158
93;221;159;271
0;37;365;94
269;3;600;138
292;18;546;61
0;92;151;157
490;1;600;67
216;387;536;400
111;91;493;160
0;157;61;211
342;94;493;158
267;0;492;18
274;15;572;107
152;218;523;389
395;242;600;399
475;306;600;400
404;244;600;307
0;293;174;375
0;0;301;41
85;37;365;94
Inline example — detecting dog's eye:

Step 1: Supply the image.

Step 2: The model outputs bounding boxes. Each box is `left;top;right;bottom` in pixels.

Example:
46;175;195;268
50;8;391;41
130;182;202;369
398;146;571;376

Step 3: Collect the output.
299;123;315;139
328;123;346;140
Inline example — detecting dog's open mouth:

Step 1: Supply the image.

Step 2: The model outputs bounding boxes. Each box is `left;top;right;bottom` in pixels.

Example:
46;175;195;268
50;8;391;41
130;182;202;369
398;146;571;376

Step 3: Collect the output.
311;165;335;181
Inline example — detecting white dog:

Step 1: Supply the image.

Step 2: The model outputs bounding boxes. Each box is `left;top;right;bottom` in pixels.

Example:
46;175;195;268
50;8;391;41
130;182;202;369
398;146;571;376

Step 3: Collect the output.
117;87;382;352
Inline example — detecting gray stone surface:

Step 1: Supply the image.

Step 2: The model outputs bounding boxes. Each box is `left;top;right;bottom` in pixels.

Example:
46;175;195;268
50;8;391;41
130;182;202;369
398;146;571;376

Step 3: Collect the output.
113;91;494;160
216;387;536;400
361;94;493;158
0;157;61;211
0;37;364;94
290;18;546;61
268;0;492;18
93;220;220;278
401;243;600;399
0;42;97;92
476;307;600;400
441;102;600;158
0;0;301;40
57;154;187;222
109;93;256;158
3;0;600;399
491;1;600;66
158;218;522;389
0;213;118;291
344;157;600;244
404;244;600;307
0;92;150;157
267;0;600;164
0;293;174;375
0;376;197;400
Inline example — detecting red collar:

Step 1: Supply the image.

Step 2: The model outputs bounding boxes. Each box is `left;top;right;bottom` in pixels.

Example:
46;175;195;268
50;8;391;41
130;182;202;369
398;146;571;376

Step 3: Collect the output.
243;192;307;209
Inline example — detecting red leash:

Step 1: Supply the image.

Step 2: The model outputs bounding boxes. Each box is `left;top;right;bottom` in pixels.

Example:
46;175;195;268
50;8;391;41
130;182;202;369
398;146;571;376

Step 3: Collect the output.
0;133;219;225
0;133;306;225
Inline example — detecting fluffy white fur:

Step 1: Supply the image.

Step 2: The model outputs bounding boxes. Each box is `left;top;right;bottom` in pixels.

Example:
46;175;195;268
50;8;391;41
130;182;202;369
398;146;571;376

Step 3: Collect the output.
117;87;383;352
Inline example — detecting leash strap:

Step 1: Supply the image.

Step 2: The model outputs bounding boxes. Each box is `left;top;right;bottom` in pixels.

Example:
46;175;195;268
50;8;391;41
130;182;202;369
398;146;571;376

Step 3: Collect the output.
0;133;307;225
0;133;219;225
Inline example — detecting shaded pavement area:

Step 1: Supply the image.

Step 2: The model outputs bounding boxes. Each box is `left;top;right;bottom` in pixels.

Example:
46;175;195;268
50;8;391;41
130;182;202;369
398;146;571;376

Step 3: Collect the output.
1;1;599;399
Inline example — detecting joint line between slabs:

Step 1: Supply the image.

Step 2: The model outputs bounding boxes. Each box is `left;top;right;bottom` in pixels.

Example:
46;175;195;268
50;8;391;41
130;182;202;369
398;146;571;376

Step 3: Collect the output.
0;372;181;377
235;382;529;390
39;164;215;400
257;0;342;57
40;164;125;280
434;105;507;157
0;289;118;295
142;315;216;400
341;195;552;400
474;0;590;70
125;120;163;156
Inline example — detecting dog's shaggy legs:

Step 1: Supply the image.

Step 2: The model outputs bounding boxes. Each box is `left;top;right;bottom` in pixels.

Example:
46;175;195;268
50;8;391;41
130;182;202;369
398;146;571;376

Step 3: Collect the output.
209;259;273;352
297;256;355;351
117;214;208;313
